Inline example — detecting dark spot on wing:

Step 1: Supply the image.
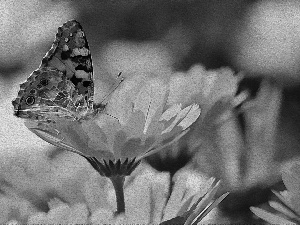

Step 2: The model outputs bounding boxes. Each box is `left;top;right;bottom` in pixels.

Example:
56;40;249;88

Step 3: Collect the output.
40;78;49;86
25;96;35;105
71;56;92;72
84;41;89;49
30;89;37;94
70;74;83;86
55;92;66;100
61;49;72;60
75;64;89;73
82;81;91;87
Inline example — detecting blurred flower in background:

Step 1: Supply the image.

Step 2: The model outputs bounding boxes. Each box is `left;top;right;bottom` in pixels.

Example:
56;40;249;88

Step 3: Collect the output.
0;151;105;223
188;78;283;223
4;164;228;224
194;79;282;189
251;159;300;224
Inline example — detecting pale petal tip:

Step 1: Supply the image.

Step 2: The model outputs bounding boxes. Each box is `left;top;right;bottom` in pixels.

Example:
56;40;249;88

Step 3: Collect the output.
178;104;201;130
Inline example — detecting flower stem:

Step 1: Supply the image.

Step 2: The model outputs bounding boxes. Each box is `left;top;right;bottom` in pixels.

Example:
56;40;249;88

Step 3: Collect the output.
110;175;126;215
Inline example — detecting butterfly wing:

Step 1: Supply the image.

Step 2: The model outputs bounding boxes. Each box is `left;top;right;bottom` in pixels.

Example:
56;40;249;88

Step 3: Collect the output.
12;20;94;120
41;20;94;108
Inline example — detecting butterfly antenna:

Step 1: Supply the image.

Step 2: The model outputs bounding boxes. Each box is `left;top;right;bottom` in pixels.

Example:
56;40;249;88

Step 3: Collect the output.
97;72;124;106
103;112;121;123
95;73;124;122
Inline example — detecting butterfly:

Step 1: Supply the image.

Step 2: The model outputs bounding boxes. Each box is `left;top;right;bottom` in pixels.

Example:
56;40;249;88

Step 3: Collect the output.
12;20;99;122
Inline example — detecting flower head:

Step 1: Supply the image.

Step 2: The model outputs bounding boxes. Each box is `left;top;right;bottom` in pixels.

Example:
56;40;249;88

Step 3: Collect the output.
26;74;200;165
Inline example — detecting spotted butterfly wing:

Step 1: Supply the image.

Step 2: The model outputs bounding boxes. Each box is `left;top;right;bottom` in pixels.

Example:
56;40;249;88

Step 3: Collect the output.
12;20;94;121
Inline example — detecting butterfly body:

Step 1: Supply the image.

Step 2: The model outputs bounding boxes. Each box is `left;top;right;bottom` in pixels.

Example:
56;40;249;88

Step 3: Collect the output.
12;20;96;122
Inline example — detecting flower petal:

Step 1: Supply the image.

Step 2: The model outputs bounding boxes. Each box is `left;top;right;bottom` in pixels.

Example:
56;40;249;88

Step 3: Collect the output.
133;79;167;134
159;104;182;121
186;180;221;219
250;206;296;225
28;127;84;156
162;169;212;221
272;190;300;216
282;161;300;194
269;200;300;221
177;104;201;130
161;104;199;134
137;129;189;161
190;192;229;224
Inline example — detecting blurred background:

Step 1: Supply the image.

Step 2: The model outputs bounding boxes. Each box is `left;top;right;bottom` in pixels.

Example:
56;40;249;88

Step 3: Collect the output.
1;0;300;223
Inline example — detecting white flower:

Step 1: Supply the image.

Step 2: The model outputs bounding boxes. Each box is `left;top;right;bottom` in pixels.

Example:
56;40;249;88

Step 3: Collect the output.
27;74;201;163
